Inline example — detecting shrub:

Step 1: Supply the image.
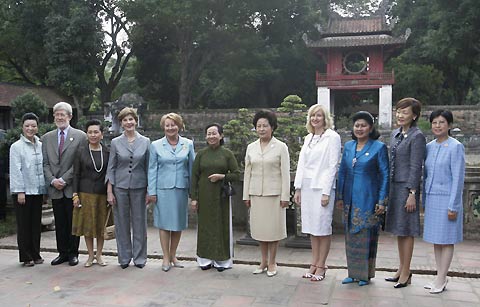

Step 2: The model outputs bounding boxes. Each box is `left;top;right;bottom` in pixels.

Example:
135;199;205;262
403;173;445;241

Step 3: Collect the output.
10;92;49;123
0;92;54;159
223;95;307;170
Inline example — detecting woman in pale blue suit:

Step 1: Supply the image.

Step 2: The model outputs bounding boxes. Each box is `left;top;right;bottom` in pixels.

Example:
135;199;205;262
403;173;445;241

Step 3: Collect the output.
336;111;389;286
148;113;195;272
423;109;465;294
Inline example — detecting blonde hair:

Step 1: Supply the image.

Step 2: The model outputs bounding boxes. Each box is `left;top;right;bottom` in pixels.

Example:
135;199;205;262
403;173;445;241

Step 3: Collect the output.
118;107;138;122
160;113;185;131
305;104;333;133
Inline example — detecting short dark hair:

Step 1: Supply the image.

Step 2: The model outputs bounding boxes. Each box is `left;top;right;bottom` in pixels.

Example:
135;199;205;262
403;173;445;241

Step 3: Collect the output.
396;97;422;125
429;109;453;136
429;109;453;124
205;123;224;145
85;119;104;133
21;112;39;124
351;111;380;140
253;110;278;132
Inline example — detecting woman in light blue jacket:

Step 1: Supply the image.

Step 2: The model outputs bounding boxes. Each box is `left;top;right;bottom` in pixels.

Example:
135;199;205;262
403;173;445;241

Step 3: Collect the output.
9;113;47;267
423;109;465;294
148;113;195;272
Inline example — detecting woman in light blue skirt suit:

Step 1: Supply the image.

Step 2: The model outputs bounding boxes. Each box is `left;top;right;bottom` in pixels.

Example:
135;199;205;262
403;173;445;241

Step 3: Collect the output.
148;113;195;272
423;109;465;294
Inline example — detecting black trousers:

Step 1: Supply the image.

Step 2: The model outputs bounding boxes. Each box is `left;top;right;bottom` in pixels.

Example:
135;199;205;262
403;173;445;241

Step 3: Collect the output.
52;197;79;258
14;194;43;262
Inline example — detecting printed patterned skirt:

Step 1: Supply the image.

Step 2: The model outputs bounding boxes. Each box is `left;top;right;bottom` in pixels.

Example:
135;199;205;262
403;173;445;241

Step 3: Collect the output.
72;192;109;238
345;227;379;281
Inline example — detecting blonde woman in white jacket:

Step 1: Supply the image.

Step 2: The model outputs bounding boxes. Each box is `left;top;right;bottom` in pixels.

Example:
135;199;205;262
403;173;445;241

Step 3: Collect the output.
294;104;341;282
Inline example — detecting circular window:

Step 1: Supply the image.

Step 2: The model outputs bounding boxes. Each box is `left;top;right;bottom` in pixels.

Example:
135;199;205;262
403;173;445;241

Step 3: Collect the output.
343;52;367;74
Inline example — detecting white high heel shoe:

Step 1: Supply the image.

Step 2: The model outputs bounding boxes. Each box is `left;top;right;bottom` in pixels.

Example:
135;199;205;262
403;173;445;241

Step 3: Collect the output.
429;279;448;294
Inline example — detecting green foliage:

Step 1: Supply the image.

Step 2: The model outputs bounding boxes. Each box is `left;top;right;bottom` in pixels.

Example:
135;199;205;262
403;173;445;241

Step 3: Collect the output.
45;3;103;109
124;0;323;109
388;59;445;104
0;92;54;158
390;0;480;104
224;95;307;170
0;213;16;238
275;95;308;170
223;108;256;167
416;118;430;132
10;92;48;123
334;115;352;131
331;0;383;17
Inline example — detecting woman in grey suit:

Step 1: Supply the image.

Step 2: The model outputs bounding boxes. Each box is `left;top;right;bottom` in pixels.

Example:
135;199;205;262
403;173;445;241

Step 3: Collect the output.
385;98;426;288
106;107;153;269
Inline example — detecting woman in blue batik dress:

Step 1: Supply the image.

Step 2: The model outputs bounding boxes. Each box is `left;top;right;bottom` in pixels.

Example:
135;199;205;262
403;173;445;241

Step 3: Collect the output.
422;109;465;294
336;111;389;286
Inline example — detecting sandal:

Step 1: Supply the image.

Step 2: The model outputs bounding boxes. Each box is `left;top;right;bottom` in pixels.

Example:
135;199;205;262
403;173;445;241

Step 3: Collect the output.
84;257;94;268
358;280;369;286
96;256;107;266
310;266;327;282
302;264;316;278
34;258;44;264
171;261;184;268
342;277;356;284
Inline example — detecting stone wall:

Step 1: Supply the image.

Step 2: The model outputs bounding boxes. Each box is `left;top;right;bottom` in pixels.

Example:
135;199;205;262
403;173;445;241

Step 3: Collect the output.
147;109;241;134
146;106;480;161
147;104;480;134
421;105;480;134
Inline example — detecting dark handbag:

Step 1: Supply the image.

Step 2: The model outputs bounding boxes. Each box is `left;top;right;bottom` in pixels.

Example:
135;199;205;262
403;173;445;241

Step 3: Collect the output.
221;181;235;198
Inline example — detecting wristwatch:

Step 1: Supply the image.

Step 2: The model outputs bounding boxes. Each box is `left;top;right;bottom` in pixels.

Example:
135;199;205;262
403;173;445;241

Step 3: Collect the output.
409;190;416;195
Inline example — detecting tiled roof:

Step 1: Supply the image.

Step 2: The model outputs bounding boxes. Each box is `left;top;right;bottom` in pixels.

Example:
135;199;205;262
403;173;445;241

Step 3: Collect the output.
0;83;72;108
307;34;406;48
324;16;390;35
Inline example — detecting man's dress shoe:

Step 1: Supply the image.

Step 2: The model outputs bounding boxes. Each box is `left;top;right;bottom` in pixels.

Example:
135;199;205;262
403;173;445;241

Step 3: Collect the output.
68;256;79;266
51;255;68;266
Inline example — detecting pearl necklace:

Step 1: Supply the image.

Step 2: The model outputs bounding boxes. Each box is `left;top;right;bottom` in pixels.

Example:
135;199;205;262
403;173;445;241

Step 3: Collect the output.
89;144;104;173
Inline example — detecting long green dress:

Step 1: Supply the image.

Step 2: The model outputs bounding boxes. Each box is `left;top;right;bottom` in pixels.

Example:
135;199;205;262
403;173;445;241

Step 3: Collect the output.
191;145;240;262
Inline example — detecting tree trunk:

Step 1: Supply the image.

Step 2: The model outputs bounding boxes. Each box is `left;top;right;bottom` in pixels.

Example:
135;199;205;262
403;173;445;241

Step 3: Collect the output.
100;85;114;105
72;96;84;120
178;62;190;109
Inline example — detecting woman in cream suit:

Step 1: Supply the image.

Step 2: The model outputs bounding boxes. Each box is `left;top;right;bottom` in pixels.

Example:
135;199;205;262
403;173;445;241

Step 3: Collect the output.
243;110;290;277
106;107;153;269
294;104;341;282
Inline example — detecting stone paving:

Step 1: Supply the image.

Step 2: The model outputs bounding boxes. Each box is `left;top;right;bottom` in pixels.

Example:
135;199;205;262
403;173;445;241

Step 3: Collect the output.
0;227;479;306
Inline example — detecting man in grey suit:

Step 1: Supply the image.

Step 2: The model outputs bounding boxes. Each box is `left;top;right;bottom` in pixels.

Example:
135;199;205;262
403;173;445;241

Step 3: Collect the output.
42;102;86;266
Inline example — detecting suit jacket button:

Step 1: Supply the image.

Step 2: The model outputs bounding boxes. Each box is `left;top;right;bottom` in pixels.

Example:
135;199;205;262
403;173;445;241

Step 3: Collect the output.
128;170;132;173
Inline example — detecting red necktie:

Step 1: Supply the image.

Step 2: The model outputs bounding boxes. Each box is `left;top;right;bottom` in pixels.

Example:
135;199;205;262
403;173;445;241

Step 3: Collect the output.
59;130;65;158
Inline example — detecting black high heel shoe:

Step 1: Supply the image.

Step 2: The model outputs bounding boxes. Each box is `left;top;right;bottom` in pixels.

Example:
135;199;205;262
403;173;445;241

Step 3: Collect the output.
394;273;412;288
385;276;400;282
